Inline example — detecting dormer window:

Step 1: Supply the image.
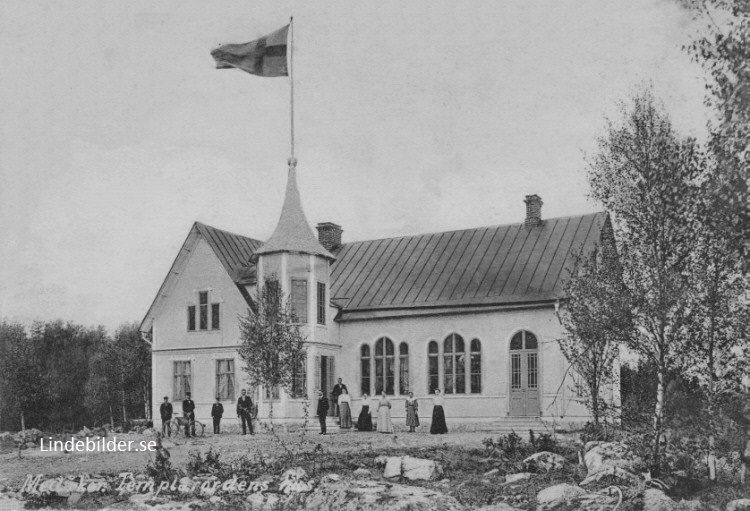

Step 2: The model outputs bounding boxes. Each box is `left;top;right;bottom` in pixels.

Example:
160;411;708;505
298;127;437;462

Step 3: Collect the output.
187;291;220;331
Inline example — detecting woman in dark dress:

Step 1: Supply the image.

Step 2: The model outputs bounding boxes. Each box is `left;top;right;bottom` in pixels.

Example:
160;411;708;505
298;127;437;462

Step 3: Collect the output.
430;389;448;434
357;393;373;431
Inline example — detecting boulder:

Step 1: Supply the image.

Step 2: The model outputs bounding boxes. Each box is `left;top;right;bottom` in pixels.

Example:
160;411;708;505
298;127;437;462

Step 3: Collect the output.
503;472;532;484
475;504;523;511
584;441;639;477
383;457;402;478
353;468;371;478
536;484;587;509
643;488;676;511
727;499;750;511
401;456;442;481
523;451;565;472
304;478;464;511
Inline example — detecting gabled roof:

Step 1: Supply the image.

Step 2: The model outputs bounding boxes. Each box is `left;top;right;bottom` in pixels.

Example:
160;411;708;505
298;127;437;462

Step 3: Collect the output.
330;212;607;312
254;160;335;260
139;222;262;333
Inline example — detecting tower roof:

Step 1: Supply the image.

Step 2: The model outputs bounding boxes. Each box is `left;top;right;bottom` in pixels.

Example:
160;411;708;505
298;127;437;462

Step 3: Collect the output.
254;158;335;260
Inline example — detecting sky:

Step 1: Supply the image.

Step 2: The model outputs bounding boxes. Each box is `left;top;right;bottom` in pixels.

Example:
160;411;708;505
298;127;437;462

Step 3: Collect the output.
0;1;710;332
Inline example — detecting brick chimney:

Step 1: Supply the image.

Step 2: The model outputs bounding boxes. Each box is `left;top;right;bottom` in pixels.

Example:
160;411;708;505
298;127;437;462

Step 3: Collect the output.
316;222;343;251
523;195;543;227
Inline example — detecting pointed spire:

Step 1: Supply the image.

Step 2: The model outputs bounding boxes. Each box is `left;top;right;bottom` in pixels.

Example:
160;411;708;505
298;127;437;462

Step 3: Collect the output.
254;158;335;260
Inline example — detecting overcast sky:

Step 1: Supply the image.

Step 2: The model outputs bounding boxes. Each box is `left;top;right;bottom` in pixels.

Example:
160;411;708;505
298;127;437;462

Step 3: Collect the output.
0;1;709;332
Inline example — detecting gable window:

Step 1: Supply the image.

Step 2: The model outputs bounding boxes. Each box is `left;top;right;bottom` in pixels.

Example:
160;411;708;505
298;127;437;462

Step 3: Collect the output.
317;282;326;325
173;361;191;400
291;279;308;323
360;345;371;396
199;291;209;330
427;334;482;395
216;359;235;401
399;343;409;394
187;306;196;331
187;291;220;332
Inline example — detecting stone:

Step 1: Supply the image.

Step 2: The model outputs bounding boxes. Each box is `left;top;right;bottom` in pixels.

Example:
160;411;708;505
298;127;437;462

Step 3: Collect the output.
475;503;523;510
67;492;82;506
580;465;639;486
374;455;389;465
727;499;750;511
522;451;565;472
583;441;603;452
503;472;532;484
643;488;676;511
483;468;500;477
353;468;371;478
383;456;403;478
584;441;639;477
401;456;442;480
536;483;587;509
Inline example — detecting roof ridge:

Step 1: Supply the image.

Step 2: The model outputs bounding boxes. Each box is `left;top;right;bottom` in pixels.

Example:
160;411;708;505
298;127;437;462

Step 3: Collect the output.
338;211;605;247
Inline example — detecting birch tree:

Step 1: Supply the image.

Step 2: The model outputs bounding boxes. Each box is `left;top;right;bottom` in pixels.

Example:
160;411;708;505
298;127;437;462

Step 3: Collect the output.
587;88;704;473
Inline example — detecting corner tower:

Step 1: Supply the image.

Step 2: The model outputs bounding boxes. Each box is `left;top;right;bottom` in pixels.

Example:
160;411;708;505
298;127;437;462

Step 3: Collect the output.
254;157;335;345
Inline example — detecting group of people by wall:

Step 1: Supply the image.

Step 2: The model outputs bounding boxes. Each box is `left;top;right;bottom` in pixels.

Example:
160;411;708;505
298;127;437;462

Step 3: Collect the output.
158;379;450;437
321;378;448;435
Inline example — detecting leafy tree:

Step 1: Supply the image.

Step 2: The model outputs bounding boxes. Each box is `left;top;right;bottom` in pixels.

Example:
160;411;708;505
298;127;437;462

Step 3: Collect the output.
586;88;704;472
0;321;47;430
560;229;633;426
238;276;307;418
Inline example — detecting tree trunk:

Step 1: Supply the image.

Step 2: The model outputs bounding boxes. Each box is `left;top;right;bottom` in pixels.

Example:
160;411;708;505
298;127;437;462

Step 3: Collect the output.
651;367;666;474
20;409;25;431
706;383;717;480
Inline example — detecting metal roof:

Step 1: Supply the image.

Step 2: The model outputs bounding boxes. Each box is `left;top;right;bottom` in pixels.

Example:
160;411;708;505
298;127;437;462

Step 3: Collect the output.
254;160;335;260
330;212;607;311
195;222;262;285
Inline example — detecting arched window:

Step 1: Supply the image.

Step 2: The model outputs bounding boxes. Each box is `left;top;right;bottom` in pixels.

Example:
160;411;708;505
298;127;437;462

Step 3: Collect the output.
470;339;481;394
428;341;439;393
375;337;395;394
399;343;409;394
510;330;539;390
360;344;371;396
443;333;465;394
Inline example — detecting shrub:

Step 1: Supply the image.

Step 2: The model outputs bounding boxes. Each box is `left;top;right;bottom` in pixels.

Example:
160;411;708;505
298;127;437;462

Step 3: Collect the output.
186;446;223;476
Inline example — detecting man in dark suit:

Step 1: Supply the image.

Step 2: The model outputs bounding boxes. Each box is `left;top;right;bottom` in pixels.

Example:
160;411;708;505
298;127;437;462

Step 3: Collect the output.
332;378;348;416
316;389;329;435
211;396;224;434
159;396;173;437
236;389;254;435
182;392;196;437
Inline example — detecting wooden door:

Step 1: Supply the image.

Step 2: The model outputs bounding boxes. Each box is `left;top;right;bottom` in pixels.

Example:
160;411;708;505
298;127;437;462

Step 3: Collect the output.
509;331;540;416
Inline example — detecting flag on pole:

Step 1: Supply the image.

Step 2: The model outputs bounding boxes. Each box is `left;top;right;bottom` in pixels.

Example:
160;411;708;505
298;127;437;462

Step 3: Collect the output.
211;24;289;77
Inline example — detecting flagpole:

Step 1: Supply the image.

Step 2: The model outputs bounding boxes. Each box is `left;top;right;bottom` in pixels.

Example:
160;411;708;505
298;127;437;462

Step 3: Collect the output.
289;16;295;164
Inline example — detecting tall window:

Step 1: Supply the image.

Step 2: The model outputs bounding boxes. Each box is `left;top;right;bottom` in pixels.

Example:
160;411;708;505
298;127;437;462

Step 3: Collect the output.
187;306;196;331
290;356;307;398
374;337;395;394
470;339;482;394
187;291;220;331
399;343;409;394
265;385;280;400
428;341;439;393
317;282;326;325
427;334;482;395
511;331;538;391
291;279;308;323
216;359;235;401
199;291;209;330
443;333;466;394
360;345;371;396
173;361;191;400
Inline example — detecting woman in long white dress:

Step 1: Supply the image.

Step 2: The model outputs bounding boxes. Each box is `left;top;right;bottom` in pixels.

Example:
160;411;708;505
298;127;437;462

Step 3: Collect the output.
376;391;394;433
338;388;353;429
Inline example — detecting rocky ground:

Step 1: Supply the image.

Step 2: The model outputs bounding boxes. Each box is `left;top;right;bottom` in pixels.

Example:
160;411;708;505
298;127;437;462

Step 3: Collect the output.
0;424;748;510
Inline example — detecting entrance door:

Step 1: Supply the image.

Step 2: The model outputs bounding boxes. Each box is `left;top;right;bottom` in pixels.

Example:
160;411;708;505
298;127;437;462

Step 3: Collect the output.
318;355;335;416
509;331;540;416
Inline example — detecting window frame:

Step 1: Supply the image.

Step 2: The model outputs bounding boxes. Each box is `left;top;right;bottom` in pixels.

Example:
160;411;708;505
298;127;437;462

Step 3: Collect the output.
291;279;308;323
215;358;235;401
316;282;326;325
426;334;482;395
173;360;192;401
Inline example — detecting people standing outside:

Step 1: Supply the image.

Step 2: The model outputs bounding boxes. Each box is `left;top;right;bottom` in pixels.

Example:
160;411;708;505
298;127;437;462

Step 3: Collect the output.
332;378;348;417
338;388;352;429
316;389;329;435
236;389;254;435
211;396;224;434
357;393;373;431
405;392;419;432
430;388;448;434
182;392;196;437
160;396;173;438
376;391;393;434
